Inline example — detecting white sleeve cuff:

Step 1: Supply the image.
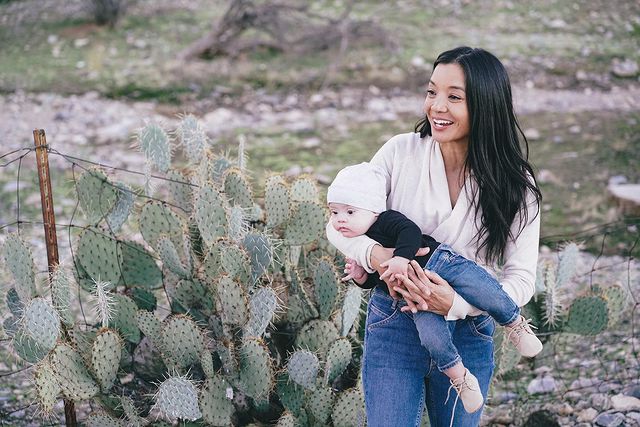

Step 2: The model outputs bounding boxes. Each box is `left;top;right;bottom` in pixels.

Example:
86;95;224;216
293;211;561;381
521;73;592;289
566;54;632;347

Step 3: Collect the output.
445;292;482;321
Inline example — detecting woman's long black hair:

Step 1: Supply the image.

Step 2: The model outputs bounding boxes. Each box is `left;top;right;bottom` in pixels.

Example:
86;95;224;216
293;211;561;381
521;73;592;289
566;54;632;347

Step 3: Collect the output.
415;46;542;264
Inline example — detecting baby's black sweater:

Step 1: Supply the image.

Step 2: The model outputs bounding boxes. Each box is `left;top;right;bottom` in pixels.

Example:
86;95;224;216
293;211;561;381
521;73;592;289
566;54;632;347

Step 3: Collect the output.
360;210;441;290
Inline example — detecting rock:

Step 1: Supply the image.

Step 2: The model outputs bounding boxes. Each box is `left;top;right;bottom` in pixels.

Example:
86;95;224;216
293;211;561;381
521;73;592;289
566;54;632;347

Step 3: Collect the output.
492;391;518;404
547;18;567;29
611;58;639;78
569;125;581;134
627;412;640;424
609;175;628;186
570;377;599;391
594;412;625;427
611;394;640;411
608;183;640;215
592;394;612;410
624;385;640;399
577;408;598;422
527;376;557;394
524;128;541;140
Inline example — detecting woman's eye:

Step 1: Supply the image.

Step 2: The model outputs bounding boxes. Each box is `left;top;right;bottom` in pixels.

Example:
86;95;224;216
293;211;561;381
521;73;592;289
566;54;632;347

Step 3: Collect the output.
426;89;436;97
449;94;462;101
347;210;354;215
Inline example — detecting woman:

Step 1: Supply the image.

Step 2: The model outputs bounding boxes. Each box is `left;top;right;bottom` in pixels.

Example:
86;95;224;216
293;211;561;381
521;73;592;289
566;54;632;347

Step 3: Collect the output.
326;46;542;426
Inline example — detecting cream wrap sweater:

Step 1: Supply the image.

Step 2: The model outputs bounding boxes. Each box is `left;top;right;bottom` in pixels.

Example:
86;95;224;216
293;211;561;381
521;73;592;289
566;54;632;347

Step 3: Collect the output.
326;133;541;320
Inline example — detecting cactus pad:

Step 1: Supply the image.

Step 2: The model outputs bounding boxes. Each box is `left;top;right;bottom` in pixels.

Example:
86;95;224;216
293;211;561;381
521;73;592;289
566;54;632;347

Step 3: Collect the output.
296;319;340;356
167;169;194;211
77;227;123;287
215;276;249;326
50;343;100;400
195;183;228;246
136;309;162;348
137;122;171;173
34;360;60;413
2;233;36;301
91;328;123;392
603;284;628;326
331;388;365;427
109;294;140;343
153;375;202;422
177;114;207;165
242;232;273;283
160;315;206;370
265;175;290;228
85;413;126;427
341;286;362;336
290;176;318;202
51;266;74;328
21;297;60;352
285;202;325;245
313;258;339;320
276;373;305;415
76;168;119;223
139;201;185;250
106;181;135;232
238;338;274;400
308;386;334;425
565;295;609;335
199;375;235;426
245;287;278;337
120;241;162;289
224;168;254;209
287;349;319;389
326;338;352;384
157;236;191;279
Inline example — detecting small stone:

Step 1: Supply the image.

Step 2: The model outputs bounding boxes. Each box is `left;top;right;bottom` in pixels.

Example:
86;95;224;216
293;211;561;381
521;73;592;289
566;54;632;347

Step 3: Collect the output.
74;38;89;48
577;408;598;422
47;34;58;44
527;376;557;394
627;412;640;424
611;394;640;411
594;412;625;427
576;70;588;80
611;58;639;78
547;18;567;29
524;128;541;140
591;393;611;410
569;125;581;134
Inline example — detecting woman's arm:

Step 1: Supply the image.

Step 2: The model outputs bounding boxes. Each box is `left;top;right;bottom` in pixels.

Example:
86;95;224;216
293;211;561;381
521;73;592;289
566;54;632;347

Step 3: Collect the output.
498;194;541;307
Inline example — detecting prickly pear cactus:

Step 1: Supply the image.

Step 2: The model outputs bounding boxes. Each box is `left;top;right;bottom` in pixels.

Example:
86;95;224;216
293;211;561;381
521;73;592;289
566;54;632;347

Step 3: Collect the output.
50;343;100;401
91;328;123;392
287;349;319;389
2;233;36;301
153;374;202;422
565;295;609;335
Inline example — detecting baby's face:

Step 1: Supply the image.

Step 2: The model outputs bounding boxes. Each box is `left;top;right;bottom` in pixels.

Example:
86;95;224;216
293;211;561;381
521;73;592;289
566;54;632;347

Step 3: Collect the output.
328;203;378;238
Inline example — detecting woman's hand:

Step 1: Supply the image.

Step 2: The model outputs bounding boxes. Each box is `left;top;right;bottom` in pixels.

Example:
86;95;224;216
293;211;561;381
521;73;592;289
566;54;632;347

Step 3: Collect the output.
371;246;431;299
394;260;455;315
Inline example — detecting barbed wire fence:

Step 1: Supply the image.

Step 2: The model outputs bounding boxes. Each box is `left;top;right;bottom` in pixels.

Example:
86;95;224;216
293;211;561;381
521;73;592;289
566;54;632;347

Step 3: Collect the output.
0;138;638;426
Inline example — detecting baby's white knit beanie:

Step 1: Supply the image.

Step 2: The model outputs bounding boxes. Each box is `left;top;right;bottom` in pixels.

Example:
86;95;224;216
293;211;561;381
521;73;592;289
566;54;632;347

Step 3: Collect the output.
327;162;387;213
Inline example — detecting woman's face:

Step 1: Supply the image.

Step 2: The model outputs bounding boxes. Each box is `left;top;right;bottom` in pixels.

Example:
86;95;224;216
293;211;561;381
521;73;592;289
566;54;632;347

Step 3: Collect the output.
423;63;470;147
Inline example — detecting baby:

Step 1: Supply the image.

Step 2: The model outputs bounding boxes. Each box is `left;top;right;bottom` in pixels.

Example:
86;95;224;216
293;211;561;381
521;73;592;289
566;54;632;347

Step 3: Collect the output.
327;162;542;413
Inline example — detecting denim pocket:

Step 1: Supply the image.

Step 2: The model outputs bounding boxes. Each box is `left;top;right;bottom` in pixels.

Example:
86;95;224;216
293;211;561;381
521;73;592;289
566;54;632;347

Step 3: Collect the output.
367;293;400;330
468;314;495;342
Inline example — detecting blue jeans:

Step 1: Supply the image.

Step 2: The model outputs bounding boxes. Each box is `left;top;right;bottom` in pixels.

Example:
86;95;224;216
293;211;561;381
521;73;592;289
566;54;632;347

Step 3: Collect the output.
363;289;496;427
414;244;520;371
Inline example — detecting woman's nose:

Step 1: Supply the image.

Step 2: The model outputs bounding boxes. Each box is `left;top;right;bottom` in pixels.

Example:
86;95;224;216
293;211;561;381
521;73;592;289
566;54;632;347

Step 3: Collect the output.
431;99;447;112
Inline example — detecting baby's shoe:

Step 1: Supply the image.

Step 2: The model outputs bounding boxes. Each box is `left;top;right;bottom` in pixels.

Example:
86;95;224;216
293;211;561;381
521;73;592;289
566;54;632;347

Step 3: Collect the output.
448;369;483;413
505;315;543;357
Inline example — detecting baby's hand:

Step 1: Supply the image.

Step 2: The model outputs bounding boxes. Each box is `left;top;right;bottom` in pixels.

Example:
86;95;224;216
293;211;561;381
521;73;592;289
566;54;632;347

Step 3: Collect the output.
379;256;410;283
342;258;368;285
